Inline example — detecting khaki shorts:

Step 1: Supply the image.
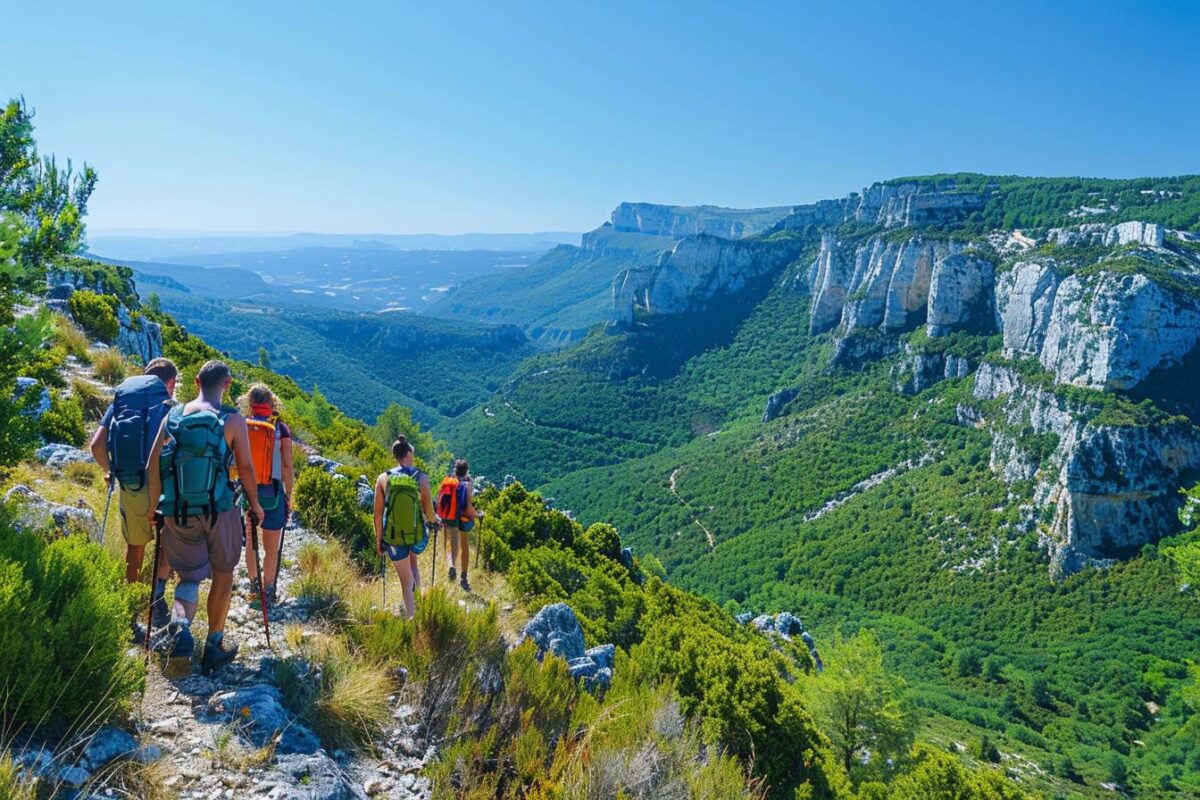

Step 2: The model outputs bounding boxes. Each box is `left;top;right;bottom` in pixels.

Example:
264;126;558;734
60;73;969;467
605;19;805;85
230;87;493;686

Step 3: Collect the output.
119;487;154;547
162;508;243;582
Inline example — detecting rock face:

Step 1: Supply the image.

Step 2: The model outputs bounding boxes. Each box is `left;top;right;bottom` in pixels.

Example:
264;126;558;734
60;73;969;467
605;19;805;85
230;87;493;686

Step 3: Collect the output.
519;603;614;689
995;260;1200;390
117;309;163;364
850;182;986;228
14;377;51;419
1048;221;1166;248
762;387;800;423
610;202;796;239
612;235;803;325
894;347;974;395
972;362;1200;576
808;235;993;337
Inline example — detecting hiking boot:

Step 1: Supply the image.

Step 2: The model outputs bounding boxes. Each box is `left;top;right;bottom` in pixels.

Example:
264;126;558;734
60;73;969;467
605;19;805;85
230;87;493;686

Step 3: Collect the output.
167;622;194;660
247;576;261;600
263;583;278;607
201;635;238;675
448;567;456;581
459;574;471;592
151;588;171;630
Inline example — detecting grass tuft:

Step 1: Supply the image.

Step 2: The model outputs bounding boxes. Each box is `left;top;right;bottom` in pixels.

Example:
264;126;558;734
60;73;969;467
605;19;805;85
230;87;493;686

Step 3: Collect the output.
0;750;37;800
291;540;360;616
64;460;101;488
70;376;110;421
90;348;128;386
51;314;92;363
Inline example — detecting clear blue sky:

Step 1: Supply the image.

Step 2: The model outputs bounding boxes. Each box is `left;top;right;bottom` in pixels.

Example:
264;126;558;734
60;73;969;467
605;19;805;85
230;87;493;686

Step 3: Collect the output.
6;1;1198;235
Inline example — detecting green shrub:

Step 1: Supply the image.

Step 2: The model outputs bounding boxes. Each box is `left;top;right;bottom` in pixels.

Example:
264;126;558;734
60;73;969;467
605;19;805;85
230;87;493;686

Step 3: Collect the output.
90;348;128;386
0;516;140;732
39;389;85;446
67;290;120;343
293;468;373;557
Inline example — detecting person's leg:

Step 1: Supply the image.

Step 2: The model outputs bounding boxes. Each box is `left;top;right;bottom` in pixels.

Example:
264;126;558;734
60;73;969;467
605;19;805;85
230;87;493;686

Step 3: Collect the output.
124;544;145;584
261;529;282;588
391;554;416;619
201;509;244;672
160;516;210;662
459;531;470;574
409;551;422;595
446;523;459;577
244;514;259;582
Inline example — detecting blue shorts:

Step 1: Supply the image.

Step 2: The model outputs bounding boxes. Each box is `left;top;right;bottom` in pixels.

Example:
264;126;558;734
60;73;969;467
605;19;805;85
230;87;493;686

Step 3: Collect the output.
385;530;429;561
441;519;475;532
256;483;288;531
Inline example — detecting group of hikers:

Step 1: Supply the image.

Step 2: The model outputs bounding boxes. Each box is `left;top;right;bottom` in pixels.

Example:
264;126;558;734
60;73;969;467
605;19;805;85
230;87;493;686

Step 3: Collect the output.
90;357;480;675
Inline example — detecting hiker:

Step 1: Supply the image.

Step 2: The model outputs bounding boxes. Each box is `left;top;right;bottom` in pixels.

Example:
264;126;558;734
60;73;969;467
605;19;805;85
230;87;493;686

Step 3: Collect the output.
145;360;264;673
237;383;294;607
437;459;480;591
89;357;178;641
373;435;438;619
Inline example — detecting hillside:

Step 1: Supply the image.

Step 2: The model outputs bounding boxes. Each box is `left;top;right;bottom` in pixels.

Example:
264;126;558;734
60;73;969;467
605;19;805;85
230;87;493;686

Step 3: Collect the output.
444;176;1200;797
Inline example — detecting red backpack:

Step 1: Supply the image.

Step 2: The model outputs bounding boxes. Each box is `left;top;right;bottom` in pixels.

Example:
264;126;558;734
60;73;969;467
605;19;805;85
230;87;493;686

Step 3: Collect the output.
436;476;460;521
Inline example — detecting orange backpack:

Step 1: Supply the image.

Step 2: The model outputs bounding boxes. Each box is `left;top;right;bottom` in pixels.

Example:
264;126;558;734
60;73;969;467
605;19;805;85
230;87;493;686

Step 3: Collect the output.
244;417;278;486
436;476;460;521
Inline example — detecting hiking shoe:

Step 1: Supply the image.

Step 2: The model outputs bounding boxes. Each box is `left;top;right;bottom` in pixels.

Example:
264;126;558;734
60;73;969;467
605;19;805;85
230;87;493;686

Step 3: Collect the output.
263;584;278;607
448;567;456;581
151;591;171;630
131;619;150;647
459;574;471;592
167;622;195;661
247;576;261;600
201;636;238;675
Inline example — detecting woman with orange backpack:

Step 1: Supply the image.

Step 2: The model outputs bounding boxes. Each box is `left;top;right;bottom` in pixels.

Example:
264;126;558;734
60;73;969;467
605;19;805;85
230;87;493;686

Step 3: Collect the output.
436;459;479;591
238;383;294;607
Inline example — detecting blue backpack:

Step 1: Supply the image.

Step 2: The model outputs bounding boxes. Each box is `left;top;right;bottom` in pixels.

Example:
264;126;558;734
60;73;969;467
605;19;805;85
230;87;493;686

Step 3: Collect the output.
106;375;172;492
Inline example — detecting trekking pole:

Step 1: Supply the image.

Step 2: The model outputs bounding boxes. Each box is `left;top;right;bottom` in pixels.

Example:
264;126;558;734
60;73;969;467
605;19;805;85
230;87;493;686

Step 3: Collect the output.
99;473;116;536
145;511;164;660
431;522;437;588
275;496;289;588
381;552;387;611
249;512;271;649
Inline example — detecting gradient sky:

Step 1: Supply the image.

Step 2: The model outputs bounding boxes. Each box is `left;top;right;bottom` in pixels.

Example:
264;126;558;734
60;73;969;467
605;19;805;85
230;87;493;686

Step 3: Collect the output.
6;1;1198;235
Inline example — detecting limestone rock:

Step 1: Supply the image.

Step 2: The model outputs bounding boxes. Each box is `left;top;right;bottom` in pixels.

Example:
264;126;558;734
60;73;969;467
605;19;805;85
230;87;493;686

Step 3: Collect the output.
610;202;795;239
995;261;1061;356
307;454;345;474
519;604;615;690
81;726;137;770
36;443;94;470
1038;270;1200;390
14;377;51;419
4;485;102;542
207;684;323;755
762;387;800;423
927;252;994;336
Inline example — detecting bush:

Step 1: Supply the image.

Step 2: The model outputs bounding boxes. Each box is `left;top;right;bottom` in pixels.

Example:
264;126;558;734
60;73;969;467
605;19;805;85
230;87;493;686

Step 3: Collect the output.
39;389;85;446
67;290;120;343
0;517;140;732
90;348;128;386
293;469;373;558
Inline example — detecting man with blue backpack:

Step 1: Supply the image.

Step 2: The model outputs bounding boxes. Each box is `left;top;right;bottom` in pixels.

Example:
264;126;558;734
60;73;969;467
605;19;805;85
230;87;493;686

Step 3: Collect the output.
145;360;264;674
90;357;178;642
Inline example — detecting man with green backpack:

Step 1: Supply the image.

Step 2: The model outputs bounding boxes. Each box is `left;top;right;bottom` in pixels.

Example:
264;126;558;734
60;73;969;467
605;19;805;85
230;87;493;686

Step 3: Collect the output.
89;357;178;643
145;360;264;674
373;434;439;619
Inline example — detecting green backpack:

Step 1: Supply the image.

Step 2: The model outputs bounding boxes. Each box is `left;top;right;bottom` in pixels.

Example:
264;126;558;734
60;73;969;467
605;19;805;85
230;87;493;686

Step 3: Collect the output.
383;466;424;546
159;405;234;522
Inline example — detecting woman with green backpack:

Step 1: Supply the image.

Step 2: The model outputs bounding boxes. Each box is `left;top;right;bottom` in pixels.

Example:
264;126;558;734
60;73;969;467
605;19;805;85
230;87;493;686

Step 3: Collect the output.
373;435;438;619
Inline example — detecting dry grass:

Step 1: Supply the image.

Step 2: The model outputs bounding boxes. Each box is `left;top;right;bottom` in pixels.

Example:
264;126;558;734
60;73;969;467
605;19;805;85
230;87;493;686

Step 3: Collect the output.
291;540;360;616
0;750;38;800
70;376;111;421
52;314;92;363
274;628;393;752
90;348;128;386
208;724;276;770
85;751;173;800
2;462;125;558
64;460;102;488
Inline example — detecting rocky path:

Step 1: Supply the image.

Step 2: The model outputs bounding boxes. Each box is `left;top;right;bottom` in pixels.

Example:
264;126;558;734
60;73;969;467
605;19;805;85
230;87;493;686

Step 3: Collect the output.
127;518;432;800
667;467;715;549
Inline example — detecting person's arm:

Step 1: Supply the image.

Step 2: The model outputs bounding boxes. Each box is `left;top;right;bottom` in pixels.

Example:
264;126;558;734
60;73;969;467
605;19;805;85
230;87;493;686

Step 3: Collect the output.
144;417;168;525
374;474;386;555
464;479;478;520
280;430;295;500
89;424;110;474
419;474;437;522
226;414;264;521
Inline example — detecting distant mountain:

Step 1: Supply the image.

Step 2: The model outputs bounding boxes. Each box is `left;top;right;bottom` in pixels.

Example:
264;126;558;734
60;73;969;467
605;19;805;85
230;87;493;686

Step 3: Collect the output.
86;230;580;261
